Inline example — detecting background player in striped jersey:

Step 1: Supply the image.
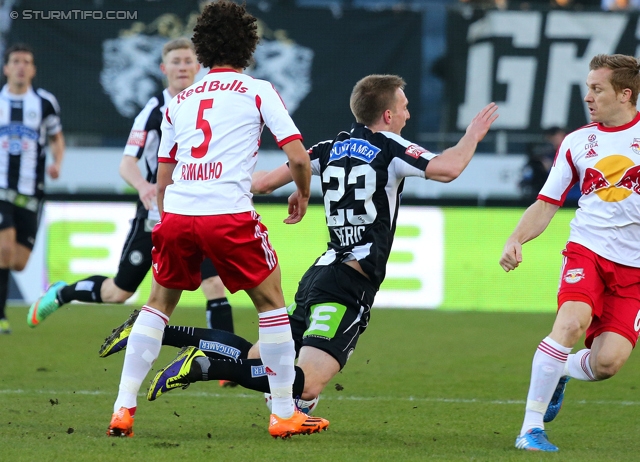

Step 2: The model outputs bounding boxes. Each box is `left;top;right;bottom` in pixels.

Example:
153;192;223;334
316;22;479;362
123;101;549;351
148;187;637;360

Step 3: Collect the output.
501;54;640;452
106;0;329;439
100;75;498;421
0;43;65;334
27;39;236;355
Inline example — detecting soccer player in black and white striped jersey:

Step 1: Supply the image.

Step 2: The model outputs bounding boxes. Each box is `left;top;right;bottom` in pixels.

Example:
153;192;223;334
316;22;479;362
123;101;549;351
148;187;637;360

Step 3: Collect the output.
0;43;65;334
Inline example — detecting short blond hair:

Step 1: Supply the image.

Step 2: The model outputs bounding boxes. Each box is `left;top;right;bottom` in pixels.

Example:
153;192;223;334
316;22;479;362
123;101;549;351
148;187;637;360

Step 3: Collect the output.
350;75;406;126
162;37;195;60
590;54;640;106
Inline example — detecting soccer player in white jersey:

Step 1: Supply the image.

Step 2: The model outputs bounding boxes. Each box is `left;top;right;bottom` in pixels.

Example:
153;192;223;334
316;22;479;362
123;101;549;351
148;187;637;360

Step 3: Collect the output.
500;54;640;452
107;0;328;439
27;39;237;367
0;43;65;334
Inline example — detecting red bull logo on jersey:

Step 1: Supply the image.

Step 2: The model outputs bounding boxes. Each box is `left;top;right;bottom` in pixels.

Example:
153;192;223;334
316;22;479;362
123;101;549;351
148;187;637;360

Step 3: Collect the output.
564;268;584;284
631;138;640;155
581;155;640;202
329;138;380;164
176;80;248;104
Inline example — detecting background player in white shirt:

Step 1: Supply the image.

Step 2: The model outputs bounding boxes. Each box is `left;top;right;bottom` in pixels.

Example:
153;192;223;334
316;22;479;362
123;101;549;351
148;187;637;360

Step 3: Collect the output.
0;43;65;334
27;39;237;368
107;0;328;439
501;54;640;452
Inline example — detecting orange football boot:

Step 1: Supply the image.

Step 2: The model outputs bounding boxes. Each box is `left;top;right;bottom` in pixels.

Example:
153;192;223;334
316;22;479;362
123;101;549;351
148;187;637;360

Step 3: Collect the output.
268;409;329;439
107;407;134;437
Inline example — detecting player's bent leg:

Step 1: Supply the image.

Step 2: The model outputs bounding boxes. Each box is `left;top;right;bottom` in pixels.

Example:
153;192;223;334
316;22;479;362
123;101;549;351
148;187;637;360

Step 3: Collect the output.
99;278;135;304
589;332;632;380
296;346;340;400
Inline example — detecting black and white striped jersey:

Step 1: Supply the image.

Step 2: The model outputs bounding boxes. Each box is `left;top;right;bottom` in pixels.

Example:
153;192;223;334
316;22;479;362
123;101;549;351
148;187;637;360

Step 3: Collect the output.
122;89;169;221
0;85;61;199
308;123;436;289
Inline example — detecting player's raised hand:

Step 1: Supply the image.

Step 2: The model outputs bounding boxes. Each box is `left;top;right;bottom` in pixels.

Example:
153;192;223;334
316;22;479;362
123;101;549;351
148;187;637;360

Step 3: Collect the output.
499;239;523;272
466;102;499;143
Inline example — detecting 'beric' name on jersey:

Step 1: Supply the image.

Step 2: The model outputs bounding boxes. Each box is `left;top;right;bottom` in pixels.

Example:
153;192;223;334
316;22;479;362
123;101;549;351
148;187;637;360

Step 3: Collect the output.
309;123;436;289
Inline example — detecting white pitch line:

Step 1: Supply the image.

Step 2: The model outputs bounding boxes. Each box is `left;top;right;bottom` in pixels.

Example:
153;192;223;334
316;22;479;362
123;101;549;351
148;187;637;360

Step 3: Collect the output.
1;389;640;407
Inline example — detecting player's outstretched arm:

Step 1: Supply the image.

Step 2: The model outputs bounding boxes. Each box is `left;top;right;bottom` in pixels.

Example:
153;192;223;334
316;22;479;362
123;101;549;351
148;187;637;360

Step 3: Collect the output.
499;199;559;272
425;102;499;183
251;164;293;195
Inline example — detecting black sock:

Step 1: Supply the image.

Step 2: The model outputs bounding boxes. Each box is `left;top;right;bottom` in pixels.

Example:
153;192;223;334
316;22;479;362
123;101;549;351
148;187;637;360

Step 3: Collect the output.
0;268;8;320
163;326;253;360
190;357;305;397
58;275;107;304
205;297;234;333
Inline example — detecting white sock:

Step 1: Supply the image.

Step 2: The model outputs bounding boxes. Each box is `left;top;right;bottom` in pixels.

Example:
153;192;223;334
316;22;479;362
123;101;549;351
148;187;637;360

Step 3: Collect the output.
258;307;296;419
563;349;596;381
520;337;571;436
113;305;168;413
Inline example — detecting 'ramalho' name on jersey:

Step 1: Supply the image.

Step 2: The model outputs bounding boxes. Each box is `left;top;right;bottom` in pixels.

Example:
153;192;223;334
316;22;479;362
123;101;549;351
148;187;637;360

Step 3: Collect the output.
309;123;436;289
0;85;61;200
539;112;640;267
123;89;171;222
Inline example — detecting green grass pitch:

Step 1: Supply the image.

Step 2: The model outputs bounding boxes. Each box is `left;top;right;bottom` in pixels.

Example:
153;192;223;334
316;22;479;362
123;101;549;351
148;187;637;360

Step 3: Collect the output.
1;305;639;461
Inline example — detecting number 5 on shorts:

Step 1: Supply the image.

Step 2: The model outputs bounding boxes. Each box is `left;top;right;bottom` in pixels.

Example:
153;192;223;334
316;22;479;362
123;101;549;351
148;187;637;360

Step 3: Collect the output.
304;302;347;339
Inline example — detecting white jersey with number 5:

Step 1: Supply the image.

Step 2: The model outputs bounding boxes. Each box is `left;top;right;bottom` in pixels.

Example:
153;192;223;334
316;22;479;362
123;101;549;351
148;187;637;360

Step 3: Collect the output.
158;68;302;215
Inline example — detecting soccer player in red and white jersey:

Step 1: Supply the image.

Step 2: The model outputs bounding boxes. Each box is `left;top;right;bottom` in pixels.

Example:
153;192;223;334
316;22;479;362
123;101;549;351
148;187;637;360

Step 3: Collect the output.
107;0;328;439
501;54;640;452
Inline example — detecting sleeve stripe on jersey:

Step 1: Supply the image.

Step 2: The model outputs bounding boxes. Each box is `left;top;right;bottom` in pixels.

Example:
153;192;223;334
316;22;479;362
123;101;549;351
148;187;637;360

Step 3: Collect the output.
255;95;264;124
276;134;303;148
158;142;178;163
540;147;579;205
165;107;172;125
537;194;563;206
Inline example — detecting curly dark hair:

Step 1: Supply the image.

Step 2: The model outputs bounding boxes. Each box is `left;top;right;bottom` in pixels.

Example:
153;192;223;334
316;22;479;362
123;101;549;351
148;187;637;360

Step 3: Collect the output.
192;1;259;70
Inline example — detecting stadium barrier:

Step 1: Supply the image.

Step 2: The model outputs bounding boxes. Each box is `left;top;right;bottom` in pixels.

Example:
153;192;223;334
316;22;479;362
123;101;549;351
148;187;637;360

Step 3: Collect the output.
14;202;574;312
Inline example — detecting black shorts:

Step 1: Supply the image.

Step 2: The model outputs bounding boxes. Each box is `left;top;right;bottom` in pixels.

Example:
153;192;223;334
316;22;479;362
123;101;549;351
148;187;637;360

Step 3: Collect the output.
289;263;376;370
113;217;220;292
0;199;42;250
113;217;153;292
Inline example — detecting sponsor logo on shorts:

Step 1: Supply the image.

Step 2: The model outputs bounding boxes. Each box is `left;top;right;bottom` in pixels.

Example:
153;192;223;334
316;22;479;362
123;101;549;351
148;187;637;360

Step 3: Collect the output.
198;340;241;360
564;268;584;284
129;250;143;266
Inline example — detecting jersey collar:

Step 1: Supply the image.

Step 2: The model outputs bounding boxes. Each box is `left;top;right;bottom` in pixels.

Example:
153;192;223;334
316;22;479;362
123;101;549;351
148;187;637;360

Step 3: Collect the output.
597;111;640;132
207;68;241;74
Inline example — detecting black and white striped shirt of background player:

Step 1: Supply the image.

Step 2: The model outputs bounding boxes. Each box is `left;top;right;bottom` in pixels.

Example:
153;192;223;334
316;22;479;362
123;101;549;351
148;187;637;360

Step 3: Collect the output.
0;84;61;202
